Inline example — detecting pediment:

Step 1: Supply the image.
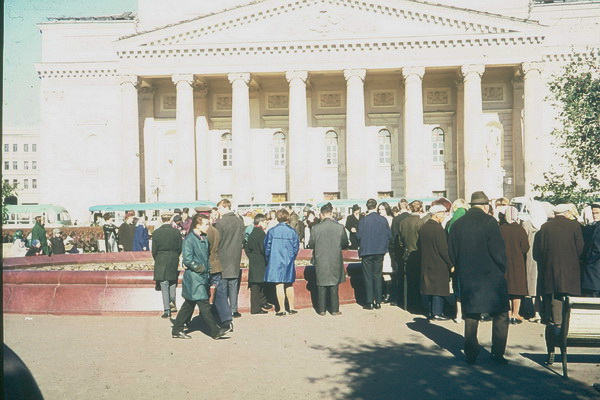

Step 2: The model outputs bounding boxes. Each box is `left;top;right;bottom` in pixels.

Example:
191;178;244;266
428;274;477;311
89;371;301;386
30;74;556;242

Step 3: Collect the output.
118;0;544;49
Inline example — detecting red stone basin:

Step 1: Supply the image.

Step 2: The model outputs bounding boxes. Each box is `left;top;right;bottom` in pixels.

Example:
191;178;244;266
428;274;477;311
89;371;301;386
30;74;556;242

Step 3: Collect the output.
3;250;364;315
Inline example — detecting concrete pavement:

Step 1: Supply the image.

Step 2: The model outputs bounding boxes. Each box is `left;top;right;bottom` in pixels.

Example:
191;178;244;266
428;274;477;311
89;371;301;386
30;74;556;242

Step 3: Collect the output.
4;304;600;400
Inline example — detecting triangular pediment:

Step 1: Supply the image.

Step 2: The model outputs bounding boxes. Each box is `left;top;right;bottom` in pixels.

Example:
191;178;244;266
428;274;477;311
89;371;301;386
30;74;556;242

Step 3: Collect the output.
118;0;544;49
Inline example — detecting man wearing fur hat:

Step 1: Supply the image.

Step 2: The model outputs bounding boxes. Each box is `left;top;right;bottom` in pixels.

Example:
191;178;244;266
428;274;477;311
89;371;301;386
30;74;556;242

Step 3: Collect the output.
448;191;510;365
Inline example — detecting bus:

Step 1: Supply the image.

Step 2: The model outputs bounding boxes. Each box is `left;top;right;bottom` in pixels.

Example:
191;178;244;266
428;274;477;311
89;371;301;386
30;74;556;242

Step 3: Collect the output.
316;198;438;218
235;201;316;216
4;204;73;229
88;201;216;226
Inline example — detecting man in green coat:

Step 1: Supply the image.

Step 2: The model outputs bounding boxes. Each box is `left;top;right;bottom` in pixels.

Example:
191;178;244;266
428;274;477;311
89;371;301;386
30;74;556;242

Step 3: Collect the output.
152;213;182;318
31;216;50;255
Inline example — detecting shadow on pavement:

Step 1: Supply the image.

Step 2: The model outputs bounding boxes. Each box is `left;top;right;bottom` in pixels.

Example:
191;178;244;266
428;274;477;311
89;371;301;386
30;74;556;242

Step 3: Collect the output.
308;318;598;400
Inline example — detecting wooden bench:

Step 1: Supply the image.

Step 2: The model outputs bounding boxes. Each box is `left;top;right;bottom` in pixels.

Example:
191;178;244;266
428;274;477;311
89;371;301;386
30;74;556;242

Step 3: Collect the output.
545;296;600;378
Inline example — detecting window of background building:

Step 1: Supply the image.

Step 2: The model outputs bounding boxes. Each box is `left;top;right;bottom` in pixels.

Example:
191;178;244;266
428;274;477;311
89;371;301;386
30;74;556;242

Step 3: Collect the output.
220;194;232;199
324;192;340;200
13;161;18;170
13;179;18;187
272;193;287;202
3;179;8;185
378;129;391;165
24;161;29;170
32;144;37;152
24;179;29;189
32;161;37;170
273;132;286;167
377;191;393;198
325;130;338;166
221;133;232;167
432;127;445;165
13;144;18;152
432;190;447;198
24;144;29;152
4;144;8;152
4;161;8;170
32;179;37;189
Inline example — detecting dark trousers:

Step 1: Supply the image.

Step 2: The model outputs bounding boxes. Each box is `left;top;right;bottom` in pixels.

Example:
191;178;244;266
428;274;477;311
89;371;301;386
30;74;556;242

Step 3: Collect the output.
463;312;509;360
249;282;268;314
583;289;600;298
172;298;220;337
550;293;568;325
317;285;340;314
422;295;444;317
362;254;384;305
210;273;232;324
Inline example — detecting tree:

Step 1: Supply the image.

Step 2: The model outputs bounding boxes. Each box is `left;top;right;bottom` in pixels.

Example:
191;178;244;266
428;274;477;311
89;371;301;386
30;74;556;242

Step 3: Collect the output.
2;181;18;223
534;51;600;206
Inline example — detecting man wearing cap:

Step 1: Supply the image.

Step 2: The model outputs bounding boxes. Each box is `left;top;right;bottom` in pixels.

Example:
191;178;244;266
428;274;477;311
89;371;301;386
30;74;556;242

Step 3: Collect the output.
345;205;361;250
582;203;600;297
31;216;50;256
309;203;349;316
356;199;391;310
418;205;454;321
118;211;136;252
152;213;183;318
448;191;510;365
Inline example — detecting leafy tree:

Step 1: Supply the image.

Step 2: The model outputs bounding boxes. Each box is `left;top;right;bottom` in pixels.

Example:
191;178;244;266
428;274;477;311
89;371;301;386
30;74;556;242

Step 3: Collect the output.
534;51;600;206
2;181;18;223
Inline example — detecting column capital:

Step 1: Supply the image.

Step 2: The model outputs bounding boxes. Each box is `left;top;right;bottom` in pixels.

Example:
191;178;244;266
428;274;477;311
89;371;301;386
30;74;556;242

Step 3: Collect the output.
402;66;425;80
172;73;195;86
119;74;139;88
521;61;544;76
343;69;366;82
285;70;308;83
193;81;210;98
460;64;485;78
228;72;251;85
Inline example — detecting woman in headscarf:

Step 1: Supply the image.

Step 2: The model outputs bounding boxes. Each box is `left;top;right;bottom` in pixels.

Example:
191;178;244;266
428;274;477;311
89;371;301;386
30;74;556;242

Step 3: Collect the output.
521;200;547;322
499;206;530;324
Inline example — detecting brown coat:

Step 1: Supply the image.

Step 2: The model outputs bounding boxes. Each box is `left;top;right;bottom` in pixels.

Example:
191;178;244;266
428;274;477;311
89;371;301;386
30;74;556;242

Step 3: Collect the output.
206;226;223;274
500;222;530;296
534;215;584;295
418;219;453;296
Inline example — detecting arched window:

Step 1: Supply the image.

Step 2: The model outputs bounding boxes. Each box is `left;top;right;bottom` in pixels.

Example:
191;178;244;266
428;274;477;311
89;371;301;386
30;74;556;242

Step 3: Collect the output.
273;132;286;167
325;130;338;166
378;129;391;165
432;127;445;165
221;133;232;167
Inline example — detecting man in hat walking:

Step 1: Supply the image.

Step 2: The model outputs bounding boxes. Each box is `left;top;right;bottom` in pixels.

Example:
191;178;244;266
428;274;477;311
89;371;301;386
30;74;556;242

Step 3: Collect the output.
448;191;510;365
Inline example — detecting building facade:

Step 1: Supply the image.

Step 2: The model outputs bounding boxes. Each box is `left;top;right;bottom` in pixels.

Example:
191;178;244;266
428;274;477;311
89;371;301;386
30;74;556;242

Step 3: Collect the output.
2;128;41;205
36;0;600;221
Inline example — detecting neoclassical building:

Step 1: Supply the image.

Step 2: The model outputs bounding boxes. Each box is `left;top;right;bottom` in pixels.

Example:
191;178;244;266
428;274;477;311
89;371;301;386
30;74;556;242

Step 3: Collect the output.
36;0;600;221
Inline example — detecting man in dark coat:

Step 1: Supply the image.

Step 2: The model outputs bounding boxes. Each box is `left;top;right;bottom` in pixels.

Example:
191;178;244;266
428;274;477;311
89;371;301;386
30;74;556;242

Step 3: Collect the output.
582;203;600;297
309;203;349;316
345;204;361;250
118;211;136;252
356;198;391;310
534;204;584;325
449;191;510;365
152;213;183;318
31;216;50;255
418;205;454;321
398;200;426;311
244;214;272;314
215;199;245;318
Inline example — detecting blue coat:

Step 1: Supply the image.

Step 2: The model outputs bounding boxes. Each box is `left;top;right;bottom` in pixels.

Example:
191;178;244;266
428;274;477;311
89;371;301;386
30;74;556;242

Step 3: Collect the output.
582;223;600;292
264;223;299;283
133;225;149;251
356;212;391;257
181;233;211;301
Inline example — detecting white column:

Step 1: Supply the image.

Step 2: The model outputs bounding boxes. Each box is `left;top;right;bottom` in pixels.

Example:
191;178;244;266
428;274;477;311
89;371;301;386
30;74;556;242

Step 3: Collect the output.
172;74;196;200
522;62;544;195
228;72;252;203
461;64;485;199
120;75;140;202
344;69;367;199
402;67;426;198
286;70;308;201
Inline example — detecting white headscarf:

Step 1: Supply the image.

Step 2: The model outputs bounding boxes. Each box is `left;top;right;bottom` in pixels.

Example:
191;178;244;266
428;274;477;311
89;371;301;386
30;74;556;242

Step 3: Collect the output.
529;201;548;230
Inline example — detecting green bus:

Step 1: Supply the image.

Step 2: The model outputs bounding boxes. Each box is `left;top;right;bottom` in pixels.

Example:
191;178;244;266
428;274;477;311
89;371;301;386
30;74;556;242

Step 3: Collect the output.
5;204;73;228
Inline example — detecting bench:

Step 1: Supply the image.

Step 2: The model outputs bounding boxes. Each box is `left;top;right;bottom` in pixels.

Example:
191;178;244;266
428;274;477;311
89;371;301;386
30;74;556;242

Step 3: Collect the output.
545;296;600;378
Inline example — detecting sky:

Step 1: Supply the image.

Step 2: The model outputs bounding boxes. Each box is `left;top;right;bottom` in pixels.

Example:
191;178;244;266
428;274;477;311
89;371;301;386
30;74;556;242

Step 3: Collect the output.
2;0;137;128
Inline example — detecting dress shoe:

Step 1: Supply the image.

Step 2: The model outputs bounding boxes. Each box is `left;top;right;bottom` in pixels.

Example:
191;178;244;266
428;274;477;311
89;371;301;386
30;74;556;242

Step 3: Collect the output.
431;315;450;321
288;309;298;315
276;311;287;316
251;310;268;315
212;327;229;340
261;303;274;310
318;311;326;316
373;303;381;310
161;310;171;319
220;321;233;333
490;354;509;365
362;304;374;310
172;331;191;339
232;311;242;318
331;311;342;316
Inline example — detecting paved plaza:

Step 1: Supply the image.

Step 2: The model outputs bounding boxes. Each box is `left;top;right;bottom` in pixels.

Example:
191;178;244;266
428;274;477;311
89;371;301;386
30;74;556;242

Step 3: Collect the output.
4;304;600;400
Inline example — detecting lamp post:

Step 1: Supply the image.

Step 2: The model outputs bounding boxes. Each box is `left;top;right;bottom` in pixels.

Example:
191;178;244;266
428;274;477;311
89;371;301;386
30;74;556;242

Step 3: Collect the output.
151;177;162;203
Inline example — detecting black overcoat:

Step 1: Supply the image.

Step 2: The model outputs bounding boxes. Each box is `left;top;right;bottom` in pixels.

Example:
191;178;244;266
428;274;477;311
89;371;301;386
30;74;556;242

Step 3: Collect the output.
448;207;509;314
345;214;360;250
499;222;530;296
215;212;245;279
118;222;135;252
534;215;583;295
309;218;349;286
152;223;182;281
582;223;600;292
245;227;267;283
418;219;453;296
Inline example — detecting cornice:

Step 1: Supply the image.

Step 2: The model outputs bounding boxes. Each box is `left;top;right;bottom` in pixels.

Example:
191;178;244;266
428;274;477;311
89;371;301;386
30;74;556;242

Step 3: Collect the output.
37;68;118;80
